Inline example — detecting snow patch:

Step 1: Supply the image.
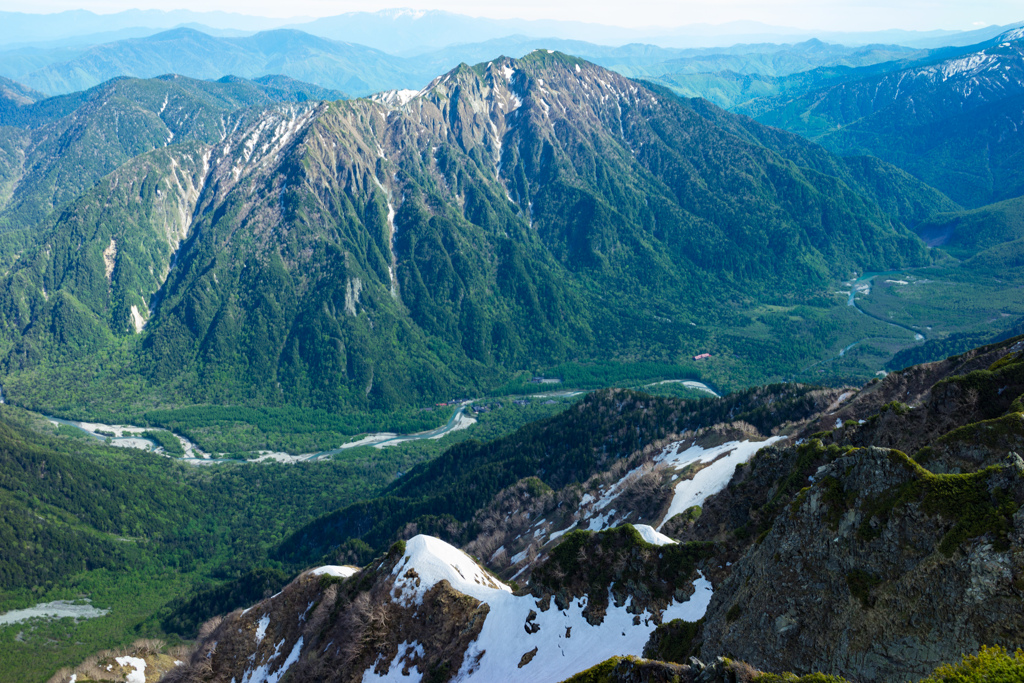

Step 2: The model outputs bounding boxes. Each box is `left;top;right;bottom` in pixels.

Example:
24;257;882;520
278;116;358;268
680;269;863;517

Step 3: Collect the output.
371;89;419;108
548;521;577;542
255;615;269;644
587;508;618;532
452;568;714;681
311;566;359;578
939;52;996;79
362;641;425;681
657;438;784;530
114;656;146;683
240;636;303;683
633;524;677;546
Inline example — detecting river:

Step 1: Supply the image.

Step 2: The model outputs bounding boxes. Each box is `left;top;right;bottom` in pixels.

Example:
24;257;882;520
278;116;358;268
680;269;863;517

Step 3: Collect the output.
25;384;712;465
846;272;926;340
42;403;481;465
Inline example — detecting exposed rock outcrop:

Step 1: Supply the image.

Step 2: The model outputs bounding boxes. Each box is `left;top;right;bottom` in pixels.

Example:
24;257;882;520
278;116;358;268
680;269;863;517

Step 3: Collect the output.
700;445;1024;682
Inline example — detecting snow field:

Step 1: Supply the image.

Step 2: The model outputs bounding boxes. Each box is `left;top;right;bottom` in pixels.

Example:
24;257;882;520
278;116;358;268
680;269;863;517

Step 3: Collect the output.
656;438;785;531
239;637;304;683
632;524;677;546
362;642;426;682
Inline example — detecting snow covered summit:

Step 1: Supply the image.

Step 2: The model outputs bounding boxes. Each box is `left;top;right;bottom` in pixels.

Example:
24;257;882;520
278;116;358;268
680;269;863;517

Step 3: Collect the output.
391;534;513;605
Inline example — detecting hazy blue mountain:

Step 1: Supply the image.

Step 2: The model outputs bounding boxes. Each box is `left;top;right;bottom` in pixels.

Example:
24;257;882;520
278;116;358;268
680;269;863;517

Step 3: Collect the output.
0;8;1012;57
8;28;415;97
623;39;921;78
0;9;291;47
0;46;87;84
415;37;925;89
0;76;44;106
901;20;1024;48
753;30;1024;207
1;26;950;108
289;10;976;52
647;36;1014;111
0;24;256;52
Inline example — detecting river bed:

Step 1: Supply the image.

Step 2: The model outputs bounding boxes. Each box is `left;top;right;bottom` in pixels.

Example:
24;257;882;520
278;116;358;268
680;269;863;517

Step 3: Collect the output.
0;600;109;626
43;403;480;466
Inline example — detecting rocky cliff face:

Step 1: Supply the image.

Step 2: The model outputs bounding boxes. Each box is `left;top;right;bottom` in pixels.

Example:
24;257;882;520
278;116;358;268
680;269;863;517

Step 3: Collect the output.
701;446;1024;682
694;338;1024;681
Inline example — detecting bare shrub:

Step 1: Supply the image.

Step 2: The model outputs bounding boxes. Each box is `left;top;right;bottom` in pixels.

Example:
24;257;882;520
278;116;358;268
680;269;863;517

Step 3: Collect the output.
45;668;73;683
615;470;673;523
307;584;338;636
196;614;223;640
130;638;165;656
729;659;761;683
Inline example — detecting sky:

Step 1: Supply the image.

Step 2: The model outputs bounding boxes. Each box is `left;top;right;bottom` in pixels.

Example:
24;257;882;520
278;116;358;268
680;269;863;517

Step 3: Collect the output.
0;0;1020;32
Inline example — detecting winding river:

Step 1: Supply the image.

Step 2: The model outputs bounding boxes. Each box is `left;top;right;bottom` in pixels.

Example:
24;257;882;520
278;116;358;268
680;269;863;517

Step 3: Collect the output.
17;384;715;466
41;403;481;465
846;272;926;341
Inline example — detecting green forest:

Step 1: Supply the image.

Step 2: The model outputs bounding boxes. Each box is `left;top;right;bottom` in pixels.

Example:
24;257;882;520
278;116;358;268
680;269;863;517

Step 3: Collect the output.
0;390;580;682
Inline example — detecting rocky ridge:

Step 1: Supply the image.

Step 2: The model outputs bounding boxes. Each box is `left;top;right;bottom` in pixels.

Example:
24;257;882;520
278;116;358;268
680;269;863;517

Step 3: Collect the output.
144;335;1024;683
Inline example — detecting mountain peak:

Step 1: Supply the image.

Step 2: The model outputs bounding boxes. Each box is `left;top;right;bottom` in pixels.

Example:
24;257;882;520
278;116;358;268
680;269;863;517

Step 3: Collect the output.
391;535;513;606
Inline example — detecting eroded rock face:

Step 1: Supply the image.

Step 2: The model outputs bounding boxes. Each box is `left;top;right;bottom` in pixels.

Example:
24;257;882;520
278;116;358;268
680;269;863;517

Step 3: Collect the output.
700;446;1024;682
164;543;491;683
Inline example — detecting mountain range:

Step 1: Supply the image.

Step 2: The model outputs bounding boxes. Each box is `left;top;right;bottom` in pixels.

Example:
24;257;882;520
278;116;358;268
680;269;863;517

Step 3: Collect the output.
3;9;1024;683
0;52;953;423
1;29;411;98
192;329;1024;683
2;8;1014;53
0;28;946;99
753;28;1024;209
